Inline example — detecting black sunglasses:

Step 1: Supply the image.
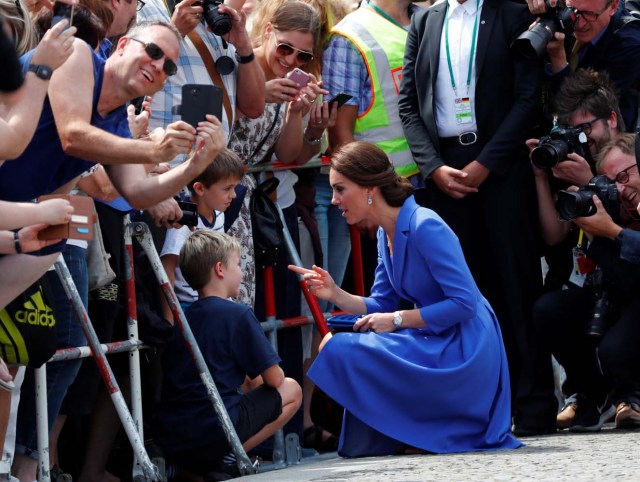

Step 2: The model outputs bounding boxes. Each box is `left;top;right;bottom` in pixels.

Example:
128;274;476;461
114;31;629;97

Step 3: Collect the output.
275;41;314;64
575;117;605;136
129;37;177;76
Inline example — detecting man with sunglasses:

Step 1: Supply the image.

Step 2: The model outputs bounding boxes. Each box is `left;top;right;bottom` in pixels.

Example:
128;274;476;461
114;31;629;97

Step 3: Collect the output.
137;0;265;150
526;0;640;130
531;133;640;434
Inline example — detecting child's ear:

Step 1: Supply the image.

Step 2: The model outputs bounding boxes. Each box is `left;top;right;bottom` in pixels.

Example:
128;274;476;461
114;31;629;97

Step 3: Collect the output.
214;261;224;278
192;182;206;196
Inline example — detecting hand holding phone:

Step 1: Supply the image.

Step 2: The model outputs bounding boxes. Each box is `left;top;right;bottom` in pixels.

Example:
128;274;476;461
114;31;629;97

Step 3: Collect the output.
36;195;96;241
328;93;353;110
287;68;310;89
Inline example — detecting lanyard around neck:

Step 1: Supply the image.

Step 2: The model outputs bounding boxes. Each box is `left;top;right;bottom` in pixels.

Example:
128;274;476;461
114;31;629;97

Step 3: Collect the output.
367;3;406;30
444;2;479;96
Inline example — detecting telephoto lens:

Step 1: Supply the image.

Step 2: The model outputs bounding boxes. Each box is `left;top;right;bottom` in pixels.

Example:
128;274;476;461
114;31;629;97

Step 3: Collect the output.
202;0;232;36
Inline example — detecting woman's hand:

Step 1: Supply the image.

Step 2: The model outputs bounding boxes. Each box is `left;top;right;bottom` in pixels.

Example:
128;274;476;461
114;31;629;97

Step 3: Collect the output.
265;78;301;104
353;313;396;333
304;100;338;142
31;18;77;71
289;75;328;115
288;264;336;301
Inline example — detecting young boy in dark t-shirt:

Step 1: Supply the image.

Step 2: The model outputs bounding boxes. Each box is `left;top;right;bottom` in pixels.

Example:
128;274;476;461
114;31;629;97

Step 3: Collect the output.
154;231;302;475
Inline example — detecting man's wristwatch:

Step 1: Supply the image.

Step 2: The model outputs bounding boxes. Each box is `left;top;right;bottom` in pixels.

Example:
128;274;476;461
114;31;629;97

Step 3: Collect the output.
392;311;403;329
235;51;255;64
28;64;53;81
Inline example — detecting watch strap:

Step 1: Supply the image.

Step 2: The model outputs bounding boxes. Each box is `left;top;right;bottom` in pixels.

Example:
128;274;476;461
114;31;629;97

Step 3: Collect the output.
235;51;255;64
28;64;53;80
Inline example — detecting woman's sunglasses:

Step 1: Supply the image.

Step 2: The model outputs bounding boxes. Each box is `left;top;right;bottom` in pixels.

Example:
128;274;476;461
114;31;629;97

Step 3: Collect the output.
129;38;177;76
275;42;314;64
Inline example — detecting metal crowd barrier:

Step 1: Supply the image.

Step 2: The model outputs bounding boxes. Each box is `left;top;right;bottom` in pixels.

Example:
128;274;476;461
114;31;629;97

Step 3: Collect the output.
31;157;365;480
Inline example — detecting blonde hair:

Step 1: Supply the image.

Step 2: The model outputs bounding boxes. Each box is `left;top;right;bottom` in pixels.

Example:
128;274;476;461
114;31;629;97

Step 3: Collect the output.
0;0;38;54
595;132;636;173
250;0;351;76
179;231;241;291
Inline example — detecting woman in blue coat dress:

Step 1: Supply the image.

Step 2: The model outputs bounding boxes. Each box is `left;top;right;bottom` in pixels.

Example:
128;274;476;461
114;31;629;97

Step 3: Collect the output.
290;141;522;457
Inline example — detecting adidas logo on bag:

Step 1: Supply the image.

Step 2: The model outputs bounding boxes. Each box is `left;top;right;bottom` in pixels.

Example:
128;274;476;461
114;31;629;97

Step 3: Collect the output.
14;291;56;327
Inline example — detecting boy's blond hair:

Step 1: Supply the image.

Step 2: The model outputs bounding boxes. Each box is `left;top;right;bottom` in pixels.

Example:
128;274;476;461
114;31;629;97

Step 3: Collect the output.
179;231;241;291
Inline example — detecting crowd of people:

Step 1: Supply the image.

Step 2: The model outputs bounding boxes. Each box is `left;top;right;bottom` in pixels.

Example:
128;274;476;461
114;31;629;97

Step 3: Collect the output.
1;0;640;481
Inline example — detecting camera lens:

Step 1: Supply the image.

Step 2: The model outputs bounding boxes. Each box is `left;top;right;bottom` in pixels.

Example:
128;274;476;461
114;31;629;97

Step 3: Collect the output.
512;18;555;59
555;190;596;221
203;4;232;36
531;139;570;170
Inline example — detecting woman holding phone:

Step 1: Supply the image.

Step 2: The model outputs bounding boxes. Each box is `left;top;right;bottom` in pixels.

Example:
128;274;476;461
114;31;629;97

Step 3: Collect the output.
227;0;336;308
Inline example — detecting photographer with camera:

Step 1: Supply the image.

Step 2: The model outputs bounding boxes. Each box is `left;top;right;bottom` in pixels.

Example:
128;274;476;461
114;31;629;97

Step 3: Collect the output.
518;69;626;435
532;132;640;432
531;69;623;248
522;0;640;130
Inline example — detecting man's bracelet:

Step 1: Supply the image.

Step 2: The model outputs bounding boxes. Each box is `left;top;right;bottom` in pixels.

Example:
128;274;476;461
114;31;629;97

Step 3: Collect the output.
14;231;22;254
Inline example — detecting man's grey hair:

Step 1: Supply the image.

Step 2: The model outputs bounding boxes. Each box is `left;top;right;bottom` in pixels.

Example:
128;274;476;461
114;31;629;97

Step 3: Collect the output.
125;20;181;42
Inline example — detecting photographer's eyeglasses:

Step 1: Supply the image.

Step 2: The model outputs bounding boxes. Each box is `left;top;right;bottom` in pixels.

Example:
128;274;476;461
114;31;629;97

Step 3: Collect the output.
129;38;177;76
614;164;637;184
136;0;145;12
573;0;613;22
575;117;605;135
273;35;314;64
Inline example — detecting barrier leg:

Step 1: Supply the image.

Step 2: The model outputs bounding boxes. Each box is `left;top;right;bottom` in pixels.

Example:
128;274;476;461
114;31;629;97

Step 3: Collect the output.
275;204;329;337
35;366;50;482
261;266;286;468
130;223;256;477
123;216;149;482
53;256;160;482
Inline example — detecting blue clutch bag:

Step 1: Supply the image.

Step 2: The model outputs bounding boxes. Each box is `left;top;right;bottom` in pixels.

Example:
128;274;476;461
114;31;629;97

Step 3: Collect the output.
326;314;361;332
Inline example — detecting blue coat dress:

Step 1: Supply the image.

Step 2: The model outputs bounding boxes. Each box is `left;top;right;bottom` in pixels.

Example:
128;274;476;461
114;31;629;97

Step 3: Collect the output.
308;196;522;456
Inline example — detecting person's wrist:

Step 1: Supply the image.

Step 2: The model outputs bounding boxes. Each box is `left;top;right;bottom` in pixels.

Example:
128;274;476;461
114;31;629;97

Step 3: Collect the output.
14;231;23;254
303;127;322;145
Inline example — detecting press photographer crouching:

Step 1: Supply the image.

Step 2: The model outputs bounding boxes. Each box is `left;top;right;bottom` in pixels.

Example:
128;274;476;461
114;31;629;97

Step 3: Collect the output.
516;69;625;436
534;132;640;432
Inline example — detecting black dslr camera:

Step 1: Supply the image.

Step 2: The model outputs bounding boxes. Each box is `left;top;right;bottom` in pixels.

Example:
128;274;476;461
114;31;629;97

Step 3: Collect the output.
199;0;232;36
554;175;620;222
512;0;579;59
530;125;589;170
175;198;199;227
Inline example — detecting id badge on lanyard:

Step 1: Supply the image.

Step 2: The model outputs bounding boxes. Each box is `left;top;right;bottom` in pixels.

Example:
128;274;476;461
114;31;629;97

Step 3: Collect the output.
454;97;473;125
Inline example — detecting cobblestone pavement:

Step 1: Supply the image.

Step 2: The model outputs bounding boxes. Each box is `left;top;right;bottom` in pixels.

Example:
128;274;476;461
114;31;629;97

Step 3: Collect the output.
244;425;640;481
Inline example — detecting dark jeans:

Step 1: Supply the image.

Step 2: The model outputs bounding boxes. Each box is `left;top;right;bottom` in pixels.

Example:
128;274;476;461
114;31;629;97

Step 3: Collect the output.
533;287;640;405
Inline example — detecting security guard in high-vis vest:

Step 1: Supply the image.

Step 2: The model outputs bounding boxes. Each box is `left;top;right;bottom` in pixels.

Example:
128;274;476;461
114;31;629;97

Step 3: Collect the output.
324;0;420;181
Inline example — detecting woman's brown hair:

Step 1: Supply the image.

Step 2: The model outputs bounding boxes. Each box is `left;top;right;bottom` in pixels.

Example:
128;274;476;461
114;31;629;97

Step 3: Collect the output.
330;141;413;207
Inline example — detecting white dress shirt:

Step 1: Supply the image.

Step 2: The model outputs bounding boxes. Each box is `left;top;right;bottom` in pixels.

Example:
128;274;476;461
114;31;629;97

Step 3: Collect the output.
435;0;483;137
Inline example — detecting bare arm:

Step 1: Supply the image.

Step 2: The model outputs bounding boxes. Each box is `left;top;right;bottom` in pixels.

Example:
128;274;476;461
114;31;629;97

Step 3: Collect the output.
48;40;195;165
0;21;77;160
160;254;178;323
289;264;367;314
328;105;357;149
0;199;73;230
105;116;226;209
260;364;285;388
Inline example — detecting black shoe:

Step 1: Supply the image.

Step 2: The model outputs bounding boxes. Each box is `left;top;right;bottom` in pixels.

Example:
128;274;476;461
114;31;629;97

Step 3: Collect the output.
204;453;241;481
569;394;616;432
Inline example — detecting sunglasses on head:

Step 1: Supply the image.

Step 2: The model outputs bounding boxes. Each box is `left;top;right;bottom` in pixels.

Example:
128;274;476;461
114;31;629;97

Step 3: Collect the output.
129;37;177;76
275;41;314;64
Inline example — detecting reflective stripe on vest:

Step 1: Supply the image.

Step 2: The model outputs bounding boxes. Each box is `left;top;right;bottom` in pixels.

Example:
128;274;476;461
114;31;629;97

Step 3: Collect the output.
332;6;418;178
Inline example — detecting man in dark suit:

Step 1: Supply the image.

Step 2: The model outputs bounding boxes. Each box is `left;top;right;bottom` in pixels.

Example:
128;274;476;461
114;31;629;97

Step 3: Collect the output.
399;0;552;434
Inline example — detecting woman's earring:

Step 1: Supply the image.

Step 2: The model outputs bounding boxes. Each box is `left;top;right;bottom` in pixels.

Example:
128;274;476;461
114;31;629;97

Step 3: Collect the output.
367;195;373;205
